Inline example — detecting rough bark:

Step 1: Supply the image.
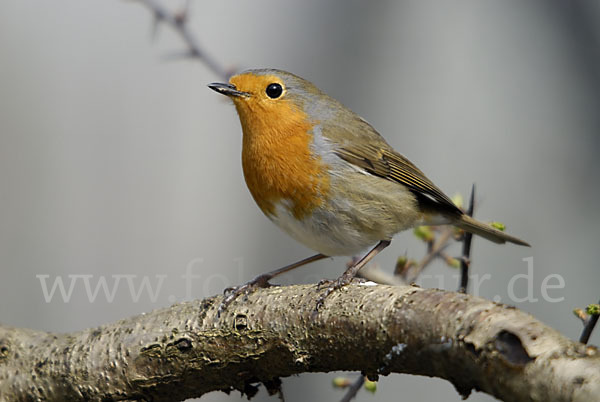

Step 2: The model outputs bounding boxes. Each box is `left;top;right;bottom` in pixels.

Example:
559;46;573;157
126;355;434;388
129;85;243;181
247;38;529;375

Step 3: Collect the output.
0;284;598;401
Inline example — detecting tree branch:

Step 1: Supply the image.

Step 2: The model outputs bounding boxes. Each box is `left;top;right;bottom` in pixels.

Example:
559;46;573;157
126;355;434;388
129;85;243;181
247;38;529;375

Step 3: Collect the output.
136;0;232;79
1;284;598;401
458;184;476;293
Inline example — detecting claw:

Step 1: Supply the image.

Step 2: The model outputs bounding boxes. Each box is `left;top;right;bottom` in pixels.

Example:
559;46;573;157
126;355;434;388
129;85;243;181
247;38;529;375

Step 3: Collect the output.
222;286;237;296
316;278;333;289
312;240;391;315
217;276;274;318
313;275;353;315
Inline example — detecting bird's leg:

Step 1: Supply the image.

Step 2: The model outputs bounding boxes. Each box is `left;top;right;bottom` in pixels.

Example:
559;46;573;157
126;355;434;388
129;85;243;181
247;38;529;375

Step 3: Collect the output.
218;253;328;317
314;240;391;312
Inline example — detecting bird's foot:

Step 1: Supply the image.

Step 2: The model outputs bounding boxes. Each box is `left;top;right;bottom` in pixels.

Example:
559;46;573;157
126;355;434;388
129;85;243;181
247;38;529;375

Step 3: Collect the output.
316;278;334;289
217;273;274;318
313;271;357;314
217;253;329;319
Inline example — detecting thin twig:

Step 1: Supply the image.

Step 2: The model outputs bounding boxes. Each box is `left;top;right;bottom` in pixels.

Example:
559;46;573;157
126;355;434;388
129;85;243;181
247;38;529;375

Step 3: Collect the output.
580;300;600;344
136;0;232;79
402;228;453;282
458;184;475;293
357;262;407;286
339;375;364;402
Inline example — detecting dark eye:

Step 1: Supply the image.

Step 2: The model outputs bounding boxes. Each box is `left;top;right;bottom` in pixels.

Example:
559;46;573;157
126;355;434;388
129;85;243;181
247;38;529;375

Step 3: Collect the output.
266;83;283;99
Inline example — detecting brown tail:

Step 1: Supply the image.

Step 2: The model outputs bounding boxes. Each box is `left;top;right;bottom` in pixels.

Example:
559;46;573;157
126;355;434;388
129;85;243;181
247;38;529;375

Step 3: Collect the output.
454;215;530;247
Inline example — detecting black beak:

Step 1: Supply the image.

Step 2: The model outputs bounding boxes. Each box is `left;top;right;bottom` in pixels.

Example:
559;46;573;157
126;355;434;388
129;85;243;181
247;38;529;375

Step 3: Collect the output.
208;82;249;98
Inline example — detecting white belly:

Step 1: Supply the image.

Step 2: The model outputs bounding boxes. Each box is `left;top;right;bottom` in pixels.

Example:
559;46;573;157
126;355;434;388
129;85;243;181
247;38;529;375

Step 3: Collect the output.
269;168;424;256
271;201;373;256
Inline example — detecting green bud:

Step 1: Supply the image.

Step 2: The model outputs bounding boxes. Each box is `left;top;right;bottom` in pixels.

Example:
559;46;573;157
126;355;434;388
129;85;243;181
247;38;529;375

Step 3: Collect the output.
586;304;600;316
573;308;587;321
446;257;460;269
364;379;377;393
332;377;351;388
413;226;434;242
490;221;506;231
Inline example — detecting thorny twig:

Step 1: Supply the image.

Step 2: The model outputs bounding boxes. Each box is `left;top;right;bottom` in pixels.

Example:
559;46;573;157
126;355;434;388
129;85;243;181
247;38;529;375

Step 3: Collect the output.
458;184;475;293
398;186;477;291
579;300;600;344
136;0;232;79
339;375;365;402
401;228;453;282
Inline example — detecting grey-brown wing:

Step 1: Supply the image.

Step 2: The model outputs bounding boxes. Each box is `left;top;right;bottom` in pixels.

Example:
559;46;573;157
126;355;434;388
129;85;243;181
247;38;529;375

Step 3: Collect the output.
335;144;462;216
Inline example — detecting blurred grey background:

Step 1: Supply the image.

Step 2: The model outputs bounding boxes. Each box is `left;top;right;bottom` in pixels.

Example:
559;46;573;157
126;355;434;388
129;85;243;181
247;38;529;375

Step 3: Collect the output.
1;1;599;401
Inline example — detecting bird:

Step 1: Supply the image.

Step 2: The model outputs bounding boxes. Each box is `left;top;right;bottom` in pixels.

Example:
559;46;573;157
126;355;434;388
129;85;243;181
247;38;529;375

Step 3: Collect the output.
208;69;529;312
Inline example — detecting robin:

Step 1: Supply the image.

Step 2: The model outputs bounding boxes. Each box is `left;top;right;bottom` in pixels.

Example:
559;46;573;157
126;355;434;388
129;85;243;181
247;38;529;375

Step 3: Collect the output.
208;69;529;311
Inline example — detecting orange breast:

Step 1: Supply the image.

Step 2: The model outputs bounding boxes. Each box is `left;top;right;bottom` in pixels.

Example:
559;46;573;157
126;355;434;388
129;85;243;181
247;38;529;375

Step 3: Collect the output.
235;99;330;220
